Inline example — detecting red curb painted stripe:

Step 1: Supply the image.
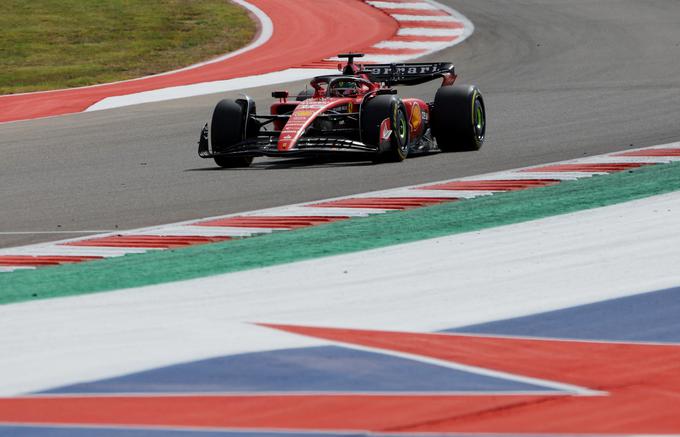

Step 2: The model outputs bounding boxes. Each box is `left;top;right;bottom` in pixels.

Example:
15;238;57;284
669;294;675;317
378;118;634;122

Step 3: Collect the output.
417;179;561;191
310;197;457;210
0;395;541;431
62;235;231;249
615;148;680;157
0;255;103;266
522;163;654;173
0;0;397;123
195;216;350;229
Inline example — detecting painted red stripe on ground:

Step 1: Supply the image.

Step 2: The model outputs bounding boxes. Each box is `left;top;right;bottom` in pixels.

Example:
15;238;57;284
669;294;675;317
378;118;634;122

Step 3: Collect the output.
62;235;231;249
0;395;548;431
417;179;560;191
310;197;457;210
0;255;102;266
522;163;653;173
195;216;349;229
399;21;464;29
615;148;680;157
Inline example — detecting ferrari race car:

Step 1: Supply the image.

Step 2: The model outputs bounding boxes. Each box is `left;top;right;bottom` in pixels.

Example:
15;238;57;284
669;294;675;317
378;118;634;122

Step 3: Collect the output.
198;53;485;167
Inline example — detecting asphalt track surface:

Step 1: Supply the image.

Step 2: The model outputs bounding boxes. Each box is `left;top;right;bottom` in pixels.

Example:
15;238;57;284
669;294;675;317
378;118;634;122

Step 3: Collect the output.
1;0;679;248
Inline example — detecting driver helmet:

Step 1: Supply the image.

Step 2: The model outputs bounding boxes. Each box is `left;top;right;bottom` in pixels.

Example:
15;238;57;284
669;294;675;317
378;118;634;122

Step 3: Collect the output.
332;80;358;97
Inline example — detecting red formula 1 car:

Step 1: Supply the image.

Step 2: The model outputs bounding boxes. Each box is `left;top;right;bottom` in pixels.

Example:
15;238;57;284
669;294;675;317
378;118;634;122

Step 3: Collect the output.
198;53;485;167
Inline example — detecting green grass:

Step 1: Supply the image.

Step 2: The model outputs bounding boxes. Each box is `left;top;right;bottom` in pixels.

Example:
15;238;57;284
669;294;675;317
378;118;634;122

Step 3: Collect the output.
0;0;256;94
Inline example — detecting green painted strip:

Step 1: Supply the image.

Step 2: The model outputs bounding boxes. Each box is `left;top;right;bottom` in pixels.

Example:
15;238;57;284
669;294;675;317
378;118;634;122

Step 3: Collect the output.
2;162;680;305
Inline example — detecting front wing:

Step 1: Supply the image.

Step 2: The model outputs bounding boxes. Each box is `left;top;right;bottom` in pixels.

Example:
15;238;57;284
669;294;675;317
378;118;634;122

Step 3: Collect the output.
199;128;380;159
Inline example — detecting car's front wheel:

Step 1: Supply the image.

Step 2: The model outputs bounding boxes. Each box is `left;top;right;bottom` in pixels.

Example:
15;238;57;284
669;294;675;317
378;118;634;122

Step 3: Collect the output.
360;95;409;162
209;99;254;168
431;85;485;152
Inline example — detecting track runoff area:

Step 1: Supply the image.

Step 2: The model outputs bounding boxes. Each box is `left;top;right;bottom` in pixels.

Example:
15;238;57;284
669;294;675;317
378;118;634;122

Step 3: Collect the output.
1;143;680;435
2;1;680;437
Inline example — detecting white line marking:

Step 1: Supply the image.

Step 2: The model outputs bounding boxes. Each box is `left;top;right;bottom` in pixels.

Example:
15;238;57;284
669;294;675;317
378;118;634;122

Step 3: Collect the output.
248;208;376;217
358;189;492;199
373;40;450;50
86;68;338;111
367;1;438;10
457;172;592;181
5;247;149;257
0;266;36;272
391;14;457;22
138;226;269;238
309;341;605;396
397;27;465;36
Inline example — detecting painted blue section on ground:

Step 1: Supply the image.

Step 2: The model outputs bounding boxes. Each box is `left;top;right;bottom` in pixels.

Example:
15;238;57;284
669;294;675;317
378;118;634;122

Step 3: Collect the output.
42;345;554;395
16;287;680;437
447;286;680;342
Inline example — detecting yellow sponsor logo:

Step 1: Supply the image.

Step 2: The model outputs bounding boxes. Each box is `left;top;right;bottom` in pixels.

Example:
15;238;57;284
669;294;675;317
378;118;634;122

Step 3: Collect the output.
410;104;422;132
295;110;314;117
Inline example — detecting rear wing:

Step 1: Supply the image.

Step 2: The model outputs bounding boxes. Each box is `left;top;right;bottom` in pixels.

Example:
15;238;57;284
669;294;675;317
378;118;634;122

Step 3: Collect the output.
362;62;455;86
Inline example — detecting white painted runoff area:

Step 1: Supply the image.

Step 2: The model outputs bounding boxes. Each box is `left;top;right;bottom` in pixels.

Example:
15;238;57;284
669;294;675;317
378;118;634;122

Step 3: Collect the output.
2;190;680;396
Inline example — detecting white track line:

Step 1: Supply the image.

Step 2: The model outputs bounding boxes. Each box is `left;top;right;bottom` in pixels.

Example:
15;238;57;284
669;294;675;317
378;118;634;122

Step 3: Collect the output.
367;2;438;10
391;14;457;22
86;68;339;112
373;41;452;50
397;27;465;37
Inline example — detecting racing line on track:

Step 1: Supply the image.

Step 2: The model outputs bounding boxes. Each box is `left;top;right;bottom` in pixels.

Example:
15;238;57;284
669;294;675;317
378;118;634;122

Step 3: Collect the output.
1;142;679;273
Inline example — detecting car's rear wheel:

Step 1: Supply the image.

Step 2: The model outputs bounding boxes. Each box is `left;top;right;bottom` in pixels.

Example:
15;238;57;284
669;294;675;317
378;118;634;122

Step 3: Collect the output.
432;85;485;152
361;95;409;162
209;99;254;168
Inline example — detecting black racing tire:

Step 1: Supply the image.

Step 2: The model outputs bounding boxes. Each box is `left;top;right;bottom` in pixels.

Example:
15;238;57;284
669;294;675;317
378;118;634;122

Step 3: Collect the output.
210;99;253;168
296;89;314;101
360;95;409;163
432;85;486;152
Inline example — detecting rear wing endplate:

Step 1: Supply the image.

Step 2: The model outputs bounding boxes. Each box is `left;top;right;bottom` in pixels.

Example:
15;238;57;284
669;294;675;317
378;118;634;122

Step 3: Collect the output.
362;62;455;86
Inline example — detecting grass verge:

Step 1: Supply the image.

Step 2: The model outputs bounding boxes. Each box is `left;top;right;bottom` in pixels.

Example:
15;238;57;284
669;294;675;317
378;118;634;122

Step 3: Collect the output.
0;0;256;94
